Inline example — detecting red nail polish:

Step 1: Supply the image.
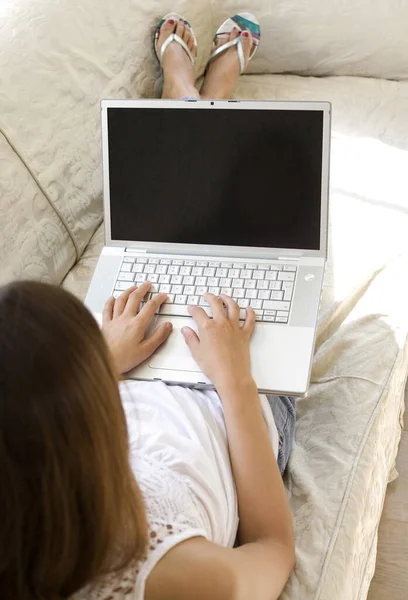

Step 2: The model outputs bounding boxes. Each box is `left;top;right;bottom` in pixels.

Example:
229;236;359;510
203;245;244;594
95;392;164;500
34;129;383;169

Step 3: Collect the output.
168;19;175;25
242;31;249;37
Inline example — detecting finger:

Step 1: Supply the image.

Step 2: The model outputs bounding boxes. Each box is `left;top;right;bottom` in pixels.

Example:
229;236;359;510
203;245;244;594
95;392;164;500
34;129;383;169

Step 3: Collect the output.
187;305;211;329
242;306;256;337
102;296;115;325
219;294;239;322
181;326;200;357
137;293;168;327
113;285;138;318
203;293;225;321
138;322;173;362
124;281;152;316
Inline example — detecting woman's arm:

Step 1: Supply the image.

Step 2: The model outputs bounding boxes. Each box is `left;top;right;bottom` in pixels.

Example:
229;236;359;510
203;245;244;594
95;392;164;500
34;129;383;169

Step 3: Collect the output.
146;293;294;600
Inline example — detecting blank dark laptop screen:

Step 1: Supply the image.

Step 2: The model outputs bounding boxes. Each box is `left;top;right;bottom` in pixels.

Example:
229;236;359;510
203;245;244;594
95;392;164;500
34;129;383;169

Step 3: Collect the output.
107;106;324;250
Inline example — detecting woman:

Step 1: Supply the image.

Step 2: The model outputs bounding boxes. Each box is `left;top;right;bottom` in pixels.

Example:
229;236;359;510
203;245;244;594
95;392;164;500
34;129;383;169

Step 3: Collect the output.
0;13;295;600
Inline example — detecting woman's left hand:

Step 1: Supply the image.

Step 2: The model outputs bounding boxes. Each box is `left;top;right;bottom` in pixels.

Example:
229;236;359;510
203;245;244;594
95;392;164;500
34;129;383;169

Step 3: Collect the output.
102;282;173;374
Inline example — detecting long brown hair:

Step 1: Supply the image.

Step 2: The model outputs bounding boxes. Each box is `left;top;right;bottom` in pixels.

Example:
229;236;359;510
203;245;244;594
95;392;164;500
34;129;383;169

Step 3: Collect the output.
0;281;148;599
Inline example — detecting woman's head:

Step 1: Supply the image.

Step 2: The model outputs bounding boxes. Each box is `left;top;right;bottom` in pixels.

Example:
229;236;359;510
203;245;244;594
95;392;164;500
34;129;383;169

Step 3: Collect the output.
0;281;147;599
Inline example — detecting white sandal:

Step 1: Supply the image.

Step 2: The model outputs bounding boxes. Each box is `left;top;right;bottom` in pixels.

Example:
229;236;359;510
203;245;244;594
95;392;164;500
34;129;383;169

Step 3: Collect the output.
154;12;197;66
206;12;261;74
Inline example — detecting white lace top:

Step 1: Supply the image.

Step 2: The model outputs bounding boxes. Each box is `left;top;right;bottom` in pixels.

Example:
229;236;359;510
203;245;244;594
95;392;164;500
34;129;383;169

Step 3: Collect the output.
72;380;278;600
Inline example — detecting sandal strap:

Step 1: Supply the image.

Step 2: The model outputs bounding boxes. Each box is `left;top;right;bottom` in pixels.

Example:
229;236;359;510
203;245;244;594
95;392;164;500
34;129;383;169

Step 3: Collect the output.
207;36;246;74
160;33;195;65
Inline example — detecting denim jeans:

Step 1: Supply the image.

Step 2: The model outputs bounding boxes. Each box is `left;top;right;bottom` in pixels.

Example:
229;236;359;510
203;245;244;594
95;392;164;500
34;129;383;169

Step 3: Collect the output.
266;395;296;474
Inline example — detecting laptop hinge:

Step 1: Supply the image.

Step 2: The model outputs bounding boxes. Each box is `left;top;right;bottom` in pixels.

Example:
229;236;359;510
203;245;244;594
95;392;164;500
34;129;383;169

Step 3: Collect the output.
277;256;300;262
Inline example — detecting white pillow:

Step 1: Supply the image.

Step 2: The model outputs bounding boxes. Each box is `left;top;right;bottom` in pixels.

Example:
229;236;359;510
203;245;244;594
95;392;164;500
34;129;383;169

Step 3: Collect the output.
211;0;408;80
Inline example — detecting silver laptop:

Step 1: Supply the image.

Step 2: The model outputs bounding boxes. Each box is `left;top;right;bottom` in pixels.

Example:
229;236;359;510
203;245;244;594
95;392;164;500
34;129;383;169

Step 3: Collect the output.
86;99;331;396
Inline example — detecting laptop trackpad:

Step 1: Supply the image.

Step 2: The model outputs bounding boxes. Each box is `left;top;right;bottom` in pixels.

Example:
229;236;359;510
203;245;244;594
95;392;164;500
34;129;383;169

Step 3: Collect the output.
149;318;202;372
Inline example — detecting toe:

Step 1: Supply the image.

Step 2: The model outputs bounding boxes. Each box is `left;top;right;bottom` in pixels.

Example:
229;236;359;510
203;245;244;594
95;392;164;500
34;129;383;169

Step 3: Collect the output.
159;18;176;44
240;29;253;62
175;18;185;38
229;27;240;41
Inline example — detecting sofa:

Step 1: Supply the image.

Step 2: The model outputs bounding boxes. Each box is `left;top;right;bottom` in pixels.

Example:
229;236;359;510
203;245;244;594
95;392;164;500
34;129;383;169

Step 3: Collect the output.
1;1;408;598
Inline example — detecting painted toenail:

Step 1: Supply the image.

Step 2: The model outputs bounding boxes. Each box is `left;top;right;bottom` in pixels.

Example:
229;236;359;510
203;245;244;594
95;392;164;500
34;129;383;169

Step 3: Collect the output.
168;19;175;25
241;31;249;37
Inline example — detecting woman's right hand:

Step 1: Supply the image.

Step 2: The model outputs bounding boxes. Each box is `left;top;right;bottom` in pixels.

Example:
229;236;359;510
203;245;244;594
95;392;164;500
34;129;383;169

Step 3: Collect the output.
181;293;256;394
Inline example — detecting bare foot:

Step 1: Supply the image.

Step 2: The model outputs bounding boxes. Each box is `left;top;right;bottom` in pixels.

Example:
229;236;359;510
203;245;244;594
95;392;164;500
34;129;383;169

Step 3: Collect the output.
157;17;199;99
200;28;253;100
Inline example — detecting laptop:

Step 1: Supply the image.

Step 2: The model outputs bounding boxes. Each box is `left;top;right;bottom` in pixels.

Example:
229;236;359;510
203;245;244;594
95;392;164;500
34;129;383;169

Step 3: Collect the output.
85;99;331;396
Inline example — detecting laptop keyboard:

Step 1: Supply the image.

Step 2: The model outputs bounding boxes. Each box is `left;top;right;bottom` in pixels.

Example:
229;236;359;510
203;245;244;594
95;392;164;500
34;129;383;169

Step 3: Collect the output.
113;257;297;324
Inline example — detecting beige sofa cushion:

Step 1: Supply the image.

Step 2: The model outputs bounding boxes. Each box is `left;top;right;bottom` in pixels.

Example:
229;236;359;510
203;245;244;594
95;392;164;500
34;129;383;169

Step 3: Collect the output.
0;131;76;284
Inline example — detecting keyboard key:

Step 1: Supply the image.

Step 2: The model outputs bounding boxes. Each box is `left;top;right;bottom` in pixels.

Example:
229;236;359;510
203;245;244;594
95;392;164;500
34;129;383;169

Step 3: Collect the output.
221;262;233;268
150;283;160;293
171;285;183;295
263;300;290;311
115;281;135;291
191;266;203;276
159;284;171;293
278;272;295;281
240;309;248;320
208;277;220;287
276;316;288;323
197;261;208;267
168;265;180;275
156;265;168;274
257;280;269;290
118;272;135;281
233;263;244;269
265;271;277;280
184;260;195;266
232;279;244;288
160;259;171;264
270;291;284;300
148;258;159;264
219;278;232;287
159;274;171;284
228;269;240;278
149;274;159;283
219;287;232;296
258;290;270;300
204;267;215;277
264;315;275;322
199;296;209;306
172;259;183;265
113;290;122;298
250;299;262;309
135;273;148;282
183;276;195;285
283;282;294;301
132;263;144;273
240;270;252;279
283;266;297;272
244;280;256;289
184;286;196;295
196;286;208;295
271;264;283;271
216;268;228;277
254;309;264;319
175;295;187;304
160;304;211;318
253;270;264;280
209;286;221;295
164;294;175;303
144;264;156;274
196;277;207;286
209;261;220;267
264;310;276;316
246;263;257;269
245;289;258;299
187;295;199;305
170;275;183;285
120;262;132;272
233;288;245;299
123;257;134;263
238;298;249;308
277;311;290;318
269;281;282;290
136;257;148;263
257;264;269;270
180;266;191;275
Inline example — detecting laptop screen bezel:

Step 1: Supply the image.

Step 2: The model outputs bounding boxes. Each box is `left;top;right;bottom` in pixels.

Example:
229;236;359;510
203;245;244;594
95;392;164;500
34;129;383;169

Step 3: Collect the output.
101;99;331;260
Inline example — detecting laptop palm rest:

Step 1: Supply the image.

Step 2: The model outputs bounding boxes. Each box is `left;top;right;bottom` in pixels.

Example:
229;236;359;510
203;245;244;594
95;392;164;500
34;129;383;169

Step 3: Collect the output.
149;317;202;372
